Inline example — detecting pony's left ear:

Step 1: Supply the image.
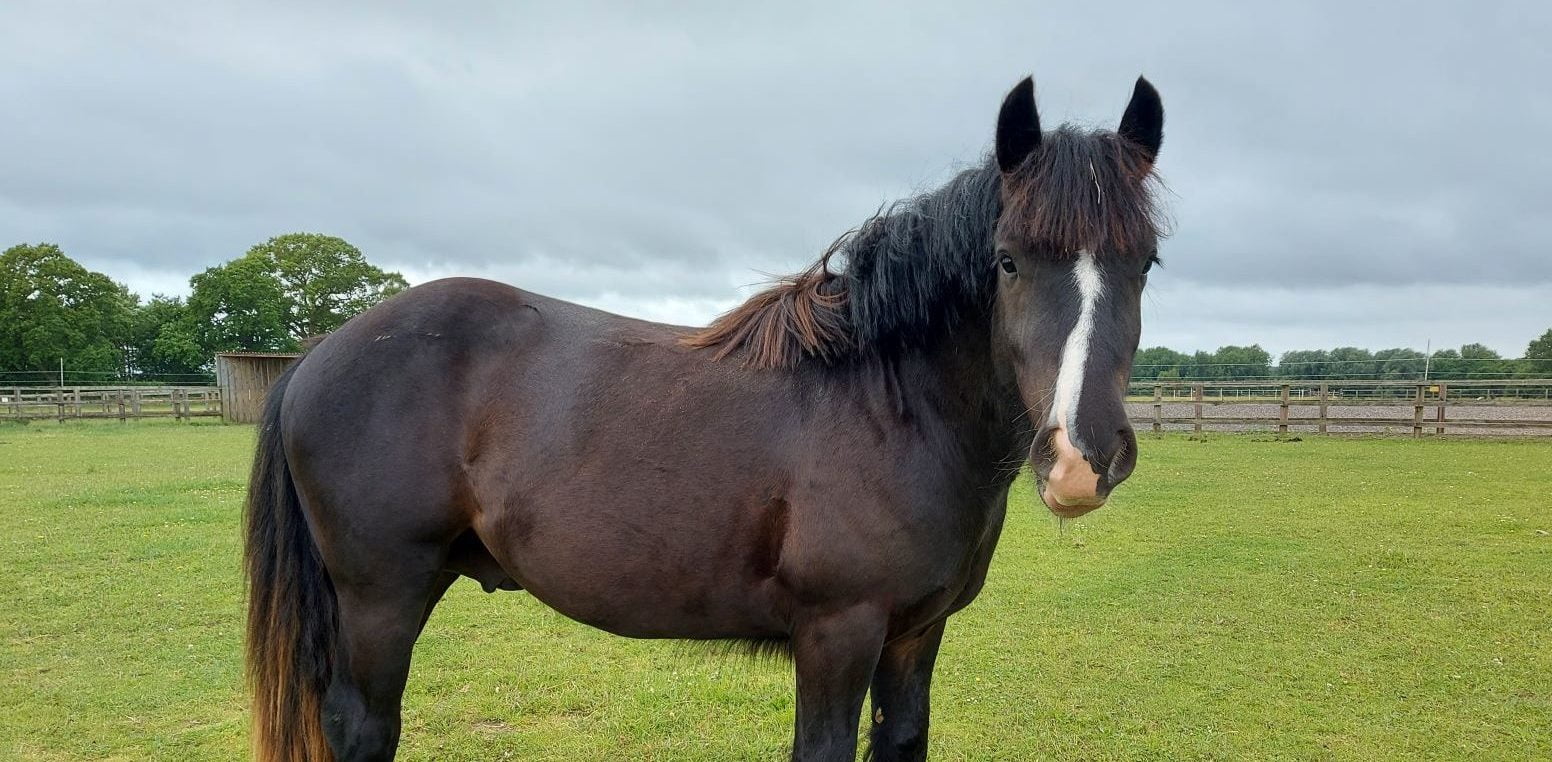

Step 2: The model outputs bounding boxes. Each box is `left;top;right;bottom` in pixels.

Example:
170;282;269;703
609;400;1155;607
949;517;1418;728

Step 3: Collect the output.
1118;76;1164;163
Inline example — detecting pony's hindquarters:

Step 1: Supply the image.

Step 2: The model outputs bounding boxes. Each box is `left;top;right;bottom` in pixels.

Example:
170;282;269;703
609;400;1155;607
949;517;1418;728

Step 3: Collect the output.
243;365;338;762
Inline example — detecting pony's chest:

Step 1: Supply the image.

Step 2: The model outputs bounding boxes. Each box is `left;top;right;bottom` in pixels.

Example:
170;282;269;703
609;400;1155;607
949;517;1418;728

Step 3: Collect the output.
899;497;1009;625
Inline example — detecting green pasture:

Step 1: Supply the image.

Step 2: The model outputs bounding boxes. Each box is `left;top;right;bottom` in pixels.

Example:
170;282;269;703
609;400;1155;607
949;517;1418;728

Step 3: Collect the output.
1;420;1548;760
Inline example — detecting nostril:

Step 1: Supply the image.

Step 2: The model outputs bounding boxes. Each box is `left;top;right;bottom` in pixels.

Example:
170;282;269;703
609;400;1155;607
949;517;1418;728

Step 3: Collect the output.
1032;425;1059;467
1107;427;1139;484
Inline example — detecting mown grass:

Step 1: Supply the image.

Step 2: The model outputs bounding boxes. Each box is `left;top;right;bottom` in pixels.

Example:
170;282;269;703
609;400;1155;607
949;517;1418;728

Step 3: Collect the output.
1;420;1548;760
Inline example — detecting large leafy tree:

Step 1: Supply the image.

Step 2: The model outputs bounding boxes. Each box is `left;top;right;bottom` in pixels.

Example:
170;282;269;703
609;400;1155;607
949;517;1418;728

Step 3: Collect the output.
256;233;408;338
1188;350;1217;379
1278;349;1331;378
0;243;135;375
127;296;207;378
188;253;294;353
1212;345;1273;379
1326;347;1376;380
1427;348;1464;379
187;233;407;353
1526;329;1552;375
1458;342;1508;378
1373;347;1427;380
1459;343;1502;360
1131;346;1190;380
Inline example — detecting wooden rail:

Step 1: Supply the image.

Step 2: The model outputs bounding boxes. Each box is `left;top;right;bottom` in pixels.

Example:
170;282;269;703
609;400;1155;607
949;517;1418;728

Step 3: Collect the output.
4;380;1550;435
1126;379;1552;436
0;386;222;422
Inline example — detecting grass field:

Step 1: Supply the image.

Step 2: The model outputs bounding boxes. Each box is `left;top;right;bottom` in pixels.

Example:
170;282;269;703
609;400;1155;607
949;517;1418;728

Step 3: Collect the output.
2;421;1549;760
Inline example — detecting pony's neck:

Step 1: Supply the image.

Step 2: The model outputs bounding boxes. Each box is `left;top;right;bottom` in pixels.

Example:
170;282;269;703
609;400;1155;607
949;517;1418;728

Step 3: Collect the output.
840;306;1031;494
824;163;1032;485
939;332;1031;484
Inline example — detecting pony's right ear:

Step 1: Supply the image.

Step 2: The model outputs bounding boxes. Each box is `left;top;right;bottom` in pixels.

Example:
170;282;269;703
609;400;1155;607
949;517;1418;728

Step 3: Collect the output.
995;76;1041;174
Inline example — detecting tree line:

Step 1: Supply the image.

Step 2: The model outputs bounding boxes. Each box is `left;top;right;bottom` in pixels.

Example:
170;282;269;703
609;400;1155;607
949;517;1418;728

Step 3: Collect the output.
1133;337;1552;382
0;235;405;382
3;237;1549;384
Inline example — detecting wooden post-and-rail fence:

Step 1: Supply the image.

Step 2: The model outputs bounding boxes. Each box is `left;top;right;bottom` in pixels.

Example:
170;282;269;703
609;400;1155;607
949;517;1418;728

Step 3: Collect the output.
1127;378;1552;436
0;386;222;422
4;379;1552;436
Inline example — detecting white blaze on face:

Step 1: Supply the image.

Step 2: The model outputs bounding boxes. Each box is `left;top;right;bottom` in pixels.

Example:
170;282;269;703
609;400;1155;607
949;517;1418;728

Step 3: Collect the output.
1048;250;1106;433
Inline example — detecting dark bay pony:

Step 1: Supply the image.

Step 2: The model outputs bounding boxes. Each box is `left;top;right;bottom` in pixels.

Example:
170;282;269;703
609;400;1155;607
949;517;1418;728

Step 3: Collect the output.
245;75;1167;761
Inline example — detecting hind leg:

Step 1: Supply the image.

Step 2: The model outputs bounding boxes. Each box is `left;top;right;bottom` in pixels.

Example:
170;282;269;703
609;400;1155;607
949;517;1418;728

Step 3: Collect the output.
322;548;447;762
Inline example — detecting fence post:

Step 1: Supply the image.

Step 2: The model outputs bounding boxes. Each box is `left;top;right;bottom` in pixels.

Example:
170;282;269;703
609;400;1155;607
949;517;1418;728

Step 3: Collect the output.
1152;384;1162;433
131;388;142;418
1318;383;1329;434
1435;382;1448;436
1279;384;1290;434
117;388;126;423
1192;383;1204;434
1411;384;1424;437
56;388;65;423
175;388;185;422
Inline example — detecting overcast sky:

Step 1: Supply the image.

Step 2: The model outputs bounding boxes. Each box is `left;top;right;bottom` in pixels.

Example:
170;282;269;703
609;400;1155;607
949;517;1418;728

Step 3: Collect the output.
2;1;1548;357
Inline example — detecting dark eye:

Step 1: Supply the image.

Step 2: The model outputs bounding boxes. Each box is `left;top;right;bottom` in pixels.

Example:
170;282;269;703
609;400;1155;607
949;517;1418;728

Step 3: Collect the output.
1142;253;1162;274
998;254;1018;275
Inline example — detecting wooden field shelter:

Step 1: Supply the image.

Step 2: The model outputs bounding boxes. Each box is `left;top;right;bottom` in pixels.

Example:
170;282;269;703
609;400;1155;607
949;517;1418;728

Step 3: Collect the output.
214;352;302;423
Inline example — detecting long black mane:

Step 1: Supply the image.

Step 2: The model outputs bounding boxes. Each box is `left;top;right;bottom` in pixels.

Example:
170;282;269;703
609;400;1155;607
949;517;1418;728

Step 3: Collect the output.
685;126;1163;368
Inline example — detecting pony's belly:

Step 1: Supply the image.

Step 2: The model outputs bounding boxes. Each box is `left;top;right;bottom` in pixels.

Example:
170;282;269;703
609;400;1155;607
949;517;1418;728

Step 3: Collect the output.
475;508;791;640
514;561;788;640
525;574;787;640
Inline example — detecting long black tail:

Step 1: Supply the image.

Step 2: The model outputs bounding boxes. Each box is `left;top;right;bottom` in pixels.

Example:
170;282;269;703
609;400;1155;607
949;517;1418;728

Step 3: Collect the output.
243;364;338;762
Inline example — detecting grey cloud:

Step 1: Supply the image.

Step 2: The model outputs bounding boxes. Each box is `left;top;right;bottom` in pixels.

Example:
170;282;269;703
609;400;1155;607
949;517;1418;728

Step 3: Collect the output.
1;1;1548;354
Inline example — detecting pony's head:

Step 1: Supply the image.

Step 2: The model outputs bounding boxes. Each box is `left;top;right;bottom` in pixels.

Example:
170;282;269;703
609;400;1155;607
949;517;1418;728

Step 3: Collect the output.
989;76;1165;517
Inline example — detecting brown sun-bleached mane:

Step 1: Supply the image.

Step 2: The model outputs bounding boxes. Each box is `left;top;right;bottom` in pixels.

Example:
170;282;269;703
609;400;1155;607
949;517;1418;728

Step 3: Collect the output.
684;126;1164;369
